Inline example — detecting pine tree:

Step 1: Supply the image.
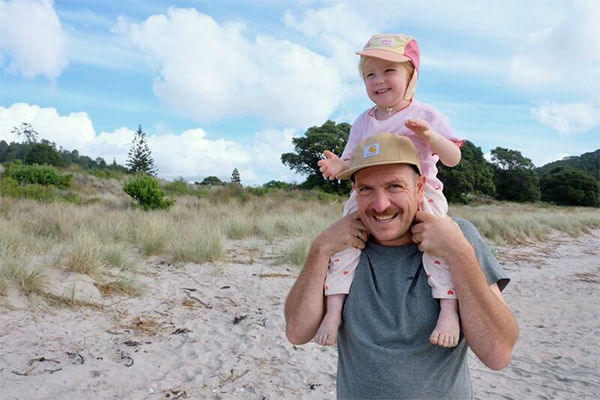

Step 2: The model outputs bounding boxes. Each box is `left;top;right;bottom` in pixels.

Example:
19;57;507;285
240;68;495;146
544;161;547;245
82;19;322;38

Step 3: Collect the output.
231;168;241;185
127;125;157;176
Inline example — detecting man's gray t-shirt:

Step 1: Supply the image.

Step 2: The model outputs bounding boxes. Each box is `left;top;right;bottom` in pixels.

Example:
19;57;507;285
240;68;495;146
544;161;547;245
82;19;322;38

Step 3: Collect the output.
337;219;510;400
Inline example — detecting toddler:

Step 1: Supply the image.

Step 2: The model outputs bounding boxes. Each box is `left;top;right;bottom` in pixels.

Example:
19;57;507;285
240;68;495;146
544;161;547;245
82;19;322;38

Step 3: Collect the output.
316;34;464;348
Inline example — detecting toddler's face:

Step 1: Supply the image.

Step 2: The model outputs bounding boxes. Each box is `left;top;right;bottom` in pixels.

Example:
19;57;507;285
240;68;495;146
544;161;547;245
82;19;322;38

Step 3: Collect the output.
362;57;411;109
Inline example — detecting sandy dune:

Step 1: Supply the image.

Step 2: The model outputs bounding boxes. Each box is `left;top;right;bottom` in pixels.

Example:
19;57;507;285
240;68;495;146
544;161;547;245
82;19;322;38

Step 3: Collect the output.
1;231;599;399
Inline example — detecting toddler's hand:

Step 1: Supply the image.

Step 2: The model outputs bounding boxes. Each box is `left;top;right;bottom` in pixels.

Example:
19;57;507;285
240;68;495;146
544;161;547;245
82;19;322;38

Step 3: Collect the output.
318;150;346;180
406;118;436;145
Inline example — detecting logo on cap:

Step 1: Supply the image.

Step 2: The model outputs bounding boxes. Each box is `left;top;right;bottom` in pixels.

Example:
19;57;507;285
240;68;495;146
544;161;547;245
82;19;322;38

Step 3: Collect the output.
364;143;380;158
378;39;393;47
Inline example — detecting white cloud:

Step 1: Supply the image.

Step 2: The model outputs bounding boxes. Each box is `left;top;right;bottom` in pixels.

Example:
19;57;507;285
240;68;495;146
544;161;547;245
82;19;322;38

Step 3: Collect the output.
531;101;600;135
283;3;372;80
0;103;95;148
509;0;600;90
113;7;344;128
0;103;302;185
0;0;68;79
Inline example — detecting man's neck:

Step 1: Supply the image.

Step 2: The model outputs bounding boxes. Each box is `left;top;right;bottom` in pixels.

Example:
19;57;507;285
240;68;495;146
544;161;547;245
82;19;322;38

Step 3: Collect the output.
370;233;414;247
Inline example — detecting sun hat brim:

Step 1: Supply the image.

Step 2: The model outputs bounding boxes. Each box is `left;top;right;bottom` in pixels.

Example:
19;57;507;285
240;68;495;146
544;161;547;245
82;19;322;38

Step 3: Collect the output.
355;49;411;64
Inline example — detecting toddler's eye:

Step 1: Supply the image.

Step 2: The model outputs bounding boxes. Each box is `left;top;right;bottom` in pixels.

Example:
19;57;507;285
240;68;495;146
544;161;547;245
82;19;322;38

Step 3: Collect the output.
365;73;374;79
385;68;396;73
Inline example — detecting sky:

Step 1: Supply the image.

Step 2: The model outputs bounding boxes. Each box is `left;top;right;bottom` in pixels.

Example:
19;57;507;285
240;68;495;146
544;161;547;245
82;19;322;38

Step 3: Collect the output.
0;0;599;185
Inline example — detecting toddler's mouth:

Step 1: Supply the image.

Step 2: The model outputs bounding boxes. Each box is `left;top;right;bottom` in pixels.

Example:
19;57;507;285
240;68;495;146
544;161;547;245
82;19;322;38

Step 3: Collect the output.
375;88;390;94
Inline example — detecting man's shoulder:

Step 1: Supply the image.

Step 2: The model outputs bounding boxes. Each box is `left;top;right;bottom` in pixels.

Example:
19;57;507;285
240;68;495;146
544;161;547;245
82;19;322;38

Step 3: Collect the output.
452;217;479;236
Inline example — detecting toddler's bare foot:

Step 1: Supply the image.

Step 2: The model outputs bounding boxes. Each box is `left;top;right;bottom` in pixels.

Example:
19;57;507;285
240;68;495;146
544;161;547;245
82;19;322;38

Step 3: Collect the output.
314;311;342;346
430;299;460;348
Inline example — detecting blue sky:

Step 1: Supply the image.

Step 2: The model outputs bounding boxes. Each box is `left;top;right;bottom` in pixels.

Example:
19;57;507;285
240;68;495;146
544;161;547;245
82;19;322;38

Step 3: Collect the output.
1;0;599;185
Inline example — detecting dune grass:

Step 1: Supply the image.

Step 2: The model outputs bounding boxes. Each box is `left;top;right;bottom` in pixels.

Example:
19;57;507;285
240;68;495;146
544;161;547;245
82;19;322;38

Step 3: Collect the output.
449;202;600;245
1;181;598;307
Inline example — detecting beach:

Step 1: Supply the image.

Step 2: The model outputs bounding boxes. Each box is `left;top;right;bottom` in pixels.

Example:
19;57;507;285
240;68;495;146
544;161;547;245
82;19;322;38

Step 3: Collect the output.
1;230;599;399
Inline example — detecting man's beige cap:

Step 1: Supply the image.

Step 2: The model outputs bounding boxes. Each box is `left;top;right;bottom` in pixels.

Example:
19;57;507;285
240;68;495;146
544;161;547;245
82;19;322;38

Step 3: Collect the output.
337;132;422;180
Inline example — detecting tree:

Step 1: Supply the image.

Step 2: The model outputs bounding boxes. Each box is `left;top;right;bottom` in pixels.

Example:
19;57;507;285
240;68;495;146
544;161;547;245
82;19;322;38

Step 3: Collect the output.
537;149;599;179
231;168;241;185
25;143;64;167
12;122;39;144
437;141;495;203
281;120;352;194
127;125;157;176
540;167;599;207
199;176;224;186
491;147;540;202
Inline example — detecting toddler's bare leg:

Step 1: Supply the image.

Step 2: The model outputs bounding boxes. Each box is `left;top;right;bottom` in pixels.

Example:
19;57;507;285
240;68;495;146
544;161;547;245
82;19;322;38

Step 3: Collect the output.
315;294;346;346
430;298;460;347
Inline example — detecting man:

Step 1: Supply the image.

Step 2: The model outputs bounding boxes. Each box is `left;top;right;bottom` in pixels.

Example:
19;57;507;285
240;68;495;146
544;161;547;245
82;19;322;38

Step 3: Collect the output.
284;132;518;399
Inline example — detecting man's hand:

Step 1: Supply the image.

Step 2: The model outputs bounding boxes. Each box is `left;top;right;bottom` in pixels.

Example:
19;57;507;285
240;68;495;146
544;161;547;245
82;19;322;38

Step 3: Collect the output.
318;151;347;180
410;211;471;258
284;211;369;345
315;211;370;256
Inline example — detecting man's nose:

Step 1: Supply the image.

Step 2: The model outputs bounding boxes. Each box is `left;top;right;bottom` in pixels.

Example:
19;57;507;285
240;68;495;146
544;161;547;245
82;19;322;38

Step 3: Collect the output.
372;190;391;212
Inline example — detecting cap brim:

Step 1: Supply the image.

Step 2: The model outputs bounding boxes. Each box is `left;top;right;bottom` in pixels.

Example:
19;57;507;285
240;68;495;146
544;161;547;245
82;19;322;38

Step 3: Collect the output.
337;160;422;180
355;49;411;63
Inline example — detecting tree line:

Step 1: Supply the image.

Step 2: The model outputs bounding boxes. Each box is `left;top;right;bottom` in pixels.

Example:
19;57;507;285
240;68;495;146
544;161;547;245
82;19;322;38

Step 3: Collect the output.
281;120;600;207
1;123;128;173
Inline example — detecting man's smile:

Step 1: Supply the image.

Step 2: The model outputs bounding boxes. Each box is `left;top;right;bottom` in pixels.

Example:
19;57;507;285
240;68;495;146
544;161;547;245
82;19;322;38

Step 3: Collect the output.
371;211;399;223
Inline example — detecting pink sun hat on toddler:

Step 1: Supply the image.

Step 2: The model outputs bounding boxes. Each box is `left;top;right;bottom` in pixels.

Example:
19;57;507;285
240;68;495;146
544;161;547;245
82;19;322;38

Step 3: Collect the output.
356;34;420;100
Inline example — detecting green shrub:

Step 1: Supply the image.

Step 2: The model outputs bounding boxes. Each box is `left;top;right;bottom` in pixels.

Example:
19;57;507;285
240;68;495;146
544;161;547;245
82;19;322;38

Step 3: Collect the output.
263;180;294;190
123;174;175;211
163;178;195;196
4;162;72;188
0;177;58;202
88;169;125;181
247;186;271;196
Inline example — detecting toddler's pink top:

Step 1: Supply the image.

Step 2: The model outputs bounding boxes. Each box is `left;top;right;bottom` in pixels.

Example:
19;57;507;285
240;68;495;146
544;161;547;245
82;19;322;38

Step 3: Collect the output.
342;100;464;191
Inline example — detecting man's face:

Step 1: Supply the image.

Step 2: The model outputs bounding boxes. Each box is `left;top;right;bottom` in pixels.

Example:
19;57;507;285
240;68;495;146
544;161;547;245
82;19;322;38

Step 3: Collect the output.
354;164;425;246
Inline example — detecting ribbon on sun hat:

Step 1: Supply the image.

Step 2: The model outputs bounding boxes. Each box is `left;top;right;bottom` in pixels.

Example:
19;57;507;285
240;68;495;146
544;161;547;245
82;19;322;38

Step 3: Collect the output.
356;34;420;101
336;132;422;181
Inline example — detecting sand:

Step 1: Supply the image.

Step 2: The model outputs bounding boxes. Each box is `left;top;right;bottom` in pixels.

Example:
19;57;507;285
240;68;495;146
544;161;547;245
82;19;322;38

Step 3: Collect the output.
1;230;599;399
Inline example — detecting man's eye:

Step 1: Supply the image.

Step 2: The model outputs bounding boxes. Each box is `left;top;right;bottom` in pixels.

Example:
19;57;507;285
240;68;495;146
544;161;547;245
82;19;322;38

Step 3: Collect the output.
358;187;371;193
389;184;403;190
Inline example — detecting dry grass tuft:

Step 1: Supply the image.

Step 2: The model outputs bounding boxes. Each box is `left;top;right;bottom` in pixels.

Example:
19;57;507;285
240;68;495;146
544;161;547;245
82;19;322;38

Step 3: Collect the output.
97;275;145;297
62;231;106;276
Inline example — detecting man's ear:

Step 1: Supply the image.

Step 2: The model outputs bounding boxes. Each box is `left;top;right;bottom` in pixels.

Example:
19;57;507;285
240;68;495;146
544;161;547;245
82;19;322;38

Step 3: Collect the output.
416;175;426;209
417;175;426;194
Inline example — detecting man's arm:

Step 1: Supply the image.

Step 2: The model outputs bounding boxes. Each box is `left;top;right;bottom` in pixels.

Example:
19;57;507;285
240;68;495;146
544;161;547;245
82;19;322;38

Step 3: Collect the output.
412;212;518;370
284;212;368;345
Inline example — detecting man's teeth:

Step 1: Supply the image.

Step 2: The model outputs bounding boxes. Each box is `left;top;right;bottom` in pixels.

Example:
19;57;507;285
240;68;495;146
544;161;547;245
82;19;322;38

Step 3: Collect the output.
374;214;395;221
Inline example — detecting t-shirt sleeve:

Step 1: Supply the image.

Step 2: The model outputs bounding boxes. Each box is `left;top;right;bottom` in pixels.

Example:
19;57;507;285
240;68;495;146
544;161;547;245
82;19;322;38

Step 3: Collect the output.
341;117;364;161
428;109;464;148
454;218;510;291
